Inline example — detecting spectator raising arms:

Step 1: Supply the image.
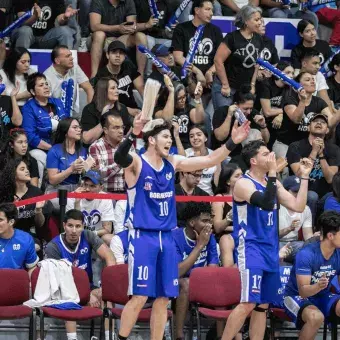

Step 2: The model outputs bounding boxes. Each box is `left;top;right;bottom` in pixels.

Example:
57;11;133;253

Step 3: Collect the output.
22;72;69;186
0;129;39;187
81;77;132;145
0;159;45;255
0;47;34;106
213;5;263;109
0;203;38;273
46;118;90;208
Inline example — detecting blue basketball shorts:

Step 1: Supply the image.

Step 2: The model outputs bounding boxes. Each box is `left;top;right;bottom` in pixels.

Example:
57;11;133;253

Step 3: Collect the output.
239;268;281;304
284;294;340;329
127;229;179;298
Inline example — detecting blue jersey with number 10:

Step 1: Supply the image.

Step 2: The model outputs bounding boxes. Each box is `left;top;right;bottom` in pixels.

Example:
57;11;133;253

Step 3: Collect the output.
125;155;177;231
233;172;279;272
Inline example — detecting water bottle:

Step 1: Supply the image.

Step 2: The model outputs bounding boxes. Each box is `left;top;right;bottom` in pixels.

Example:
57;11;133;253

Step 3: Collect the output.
164;321;172;340
192;329;198;340
234;108;247;125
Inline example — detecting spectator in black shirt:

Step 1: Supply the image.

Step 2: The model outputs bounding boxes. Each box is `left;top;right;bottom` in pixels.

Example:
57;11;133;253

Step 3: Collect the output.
0;128;39;187
255;61;294;149
213;5;263;109
273;72;330;161
91;41;144;116
291;20;332;71
175;170;209;227
212;87;269;151
89;0;147;78
11;0;78;49
287;113;340;221
327;53;340;109
257;18;279;66
81;77;132;145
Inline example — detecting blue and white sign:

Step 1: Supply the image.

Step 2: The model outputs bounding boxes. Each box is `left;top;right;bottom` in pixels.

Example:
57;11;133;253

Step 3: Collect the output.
211;16;300;59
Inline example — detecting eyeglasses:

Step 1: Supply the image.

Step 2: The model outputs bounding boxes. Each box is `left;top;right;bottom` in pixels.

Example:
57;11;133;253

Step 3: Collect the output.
189;172;202;179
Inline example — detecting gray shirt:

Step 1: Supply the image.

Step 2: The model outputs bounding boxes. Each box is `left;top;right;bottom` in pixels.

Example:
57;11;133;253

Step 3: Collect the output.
90;0;136;37
45;230;104;260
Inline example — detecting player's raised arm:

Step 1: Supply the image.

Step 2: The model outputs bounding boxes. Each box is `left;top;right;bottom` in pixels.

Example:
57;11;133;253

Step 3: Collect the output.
277;158;313;213
172;120;250;172
114;113;145;170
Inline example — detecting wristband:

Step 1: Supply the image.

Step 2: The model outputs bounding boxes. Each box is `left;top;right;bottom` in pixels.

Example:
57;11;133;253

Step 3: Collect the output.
309;156;316;162
300;177;309;181
194;98;202;105
225;138;237;152
319;156;326;160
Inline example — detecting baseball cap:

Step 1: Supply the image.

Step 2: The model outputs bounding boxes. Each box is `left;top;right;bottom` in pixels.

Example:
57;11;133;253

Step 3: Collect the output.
310;113;328;124
107;41;127;54
151;44;174;57
283;176;301;192
82;170;102;185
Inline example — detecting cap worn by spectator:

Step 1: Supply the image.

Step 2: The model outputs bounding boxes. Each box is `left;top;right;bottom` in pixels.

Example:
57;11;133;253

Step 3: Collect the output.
151;44;174;57
283;176;301;193
310;113;328;124
82;170;102;185
107;41;127;54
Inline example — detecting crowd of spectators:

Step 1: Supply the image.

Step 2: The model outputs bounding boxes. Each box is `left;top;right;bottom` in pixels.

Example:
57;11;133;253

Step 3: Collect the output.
0;0;340;338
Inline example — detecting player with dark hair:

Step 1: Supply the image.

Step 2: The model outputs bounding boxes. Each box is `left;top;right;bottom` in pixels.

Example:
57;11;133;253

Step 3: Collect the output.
284;210;340;339
114;114;250;340
221;140;313;340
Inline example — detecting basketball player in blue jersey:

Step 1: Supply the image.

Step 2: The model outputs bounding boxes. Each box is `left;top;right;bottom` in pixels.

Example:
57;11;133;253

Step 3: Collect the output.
114;114;251;340
222;140;313;340
284;211;340;340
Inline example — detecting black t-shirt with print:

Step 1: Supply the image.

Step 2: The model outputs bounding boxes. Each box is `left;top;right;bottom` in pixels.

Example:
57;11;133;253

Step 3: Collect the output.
15;185;44;233
135;0;169;38
277;89;328;145
291;40;333;69
0;95;13;141
173;104;195;149
287;138;340;197
222;30;264;90
172;21;223;74
211;106;261;152
92;60;140;109
261;36;279;65
14;0;65;36
327;76;340;106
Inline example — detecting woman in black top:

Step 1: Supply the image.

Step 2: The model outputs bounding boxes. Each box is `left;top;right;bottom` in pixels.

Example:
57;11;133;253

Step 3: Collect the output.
0;128;39;187
327;53;340;109
213;5;263;109
0;158;46;253
273;71;330;159
256;61;294;149
81;76;132;146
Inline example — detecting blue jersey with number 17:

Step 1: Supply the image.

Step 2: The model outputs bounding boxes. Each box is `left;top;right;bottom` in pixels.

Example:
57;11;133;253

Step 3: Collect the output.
233;172;279;272
124;154;177;231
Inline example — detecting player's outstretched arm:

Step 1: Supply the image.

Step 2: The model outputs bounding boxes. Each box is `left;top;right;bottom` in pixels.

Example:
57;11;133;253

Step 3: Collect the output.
172;120;250;172
277;158;313;213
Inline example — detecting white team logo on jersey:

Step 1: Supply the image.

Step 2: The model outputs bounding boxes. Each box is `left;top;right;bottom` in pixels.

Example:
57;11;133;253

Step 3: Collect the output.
166;172;172;180
173;279;178;286
144;182;152;191
13;244;21;250
80;247;88;255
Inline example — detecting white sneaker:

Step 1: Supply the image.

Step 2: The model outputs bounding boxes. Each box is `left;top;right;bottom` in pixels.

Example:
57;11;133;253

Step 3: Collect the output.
78;37;88;52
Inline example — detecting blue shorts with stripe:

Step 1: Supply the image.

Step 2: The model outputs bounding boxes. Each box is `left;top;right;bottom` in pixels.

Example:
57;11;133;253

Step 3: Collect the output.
284;294;340;329
127;229;179;298
239;268;281;304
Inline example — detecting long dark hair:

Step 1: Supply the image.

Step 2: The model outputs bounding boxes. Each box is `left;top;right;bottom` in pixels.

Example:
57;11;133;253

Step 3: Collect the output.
53;118;83;157
93;77;120;117
0;128;33;171
0;158;24;203
3;48;31;85
214;163;241;195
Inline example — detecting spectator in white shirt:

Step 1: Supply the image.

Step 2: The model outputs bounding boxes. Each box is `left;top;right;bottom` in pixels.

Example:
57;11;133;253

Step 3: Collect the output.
279;176;314;243
44;45;94;119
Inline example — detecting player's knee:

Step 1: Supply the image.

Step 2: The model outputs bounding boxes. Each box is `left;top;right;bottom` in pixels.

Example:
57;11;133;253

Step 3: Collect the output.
179;278;189;295
154;297;169;308
304;308;324;326
130;295;148;308
239;302;256;314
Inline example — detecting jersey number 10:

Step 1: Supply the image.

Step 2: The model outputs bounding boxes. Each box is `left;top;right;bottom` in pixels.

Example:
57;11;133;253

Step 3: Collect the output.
159;202;169;216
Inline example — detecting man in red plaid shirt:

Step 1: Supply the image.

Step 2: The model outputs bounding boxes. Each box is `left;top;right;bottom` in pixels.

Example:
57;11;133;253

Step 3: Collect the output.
89;111;134;193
